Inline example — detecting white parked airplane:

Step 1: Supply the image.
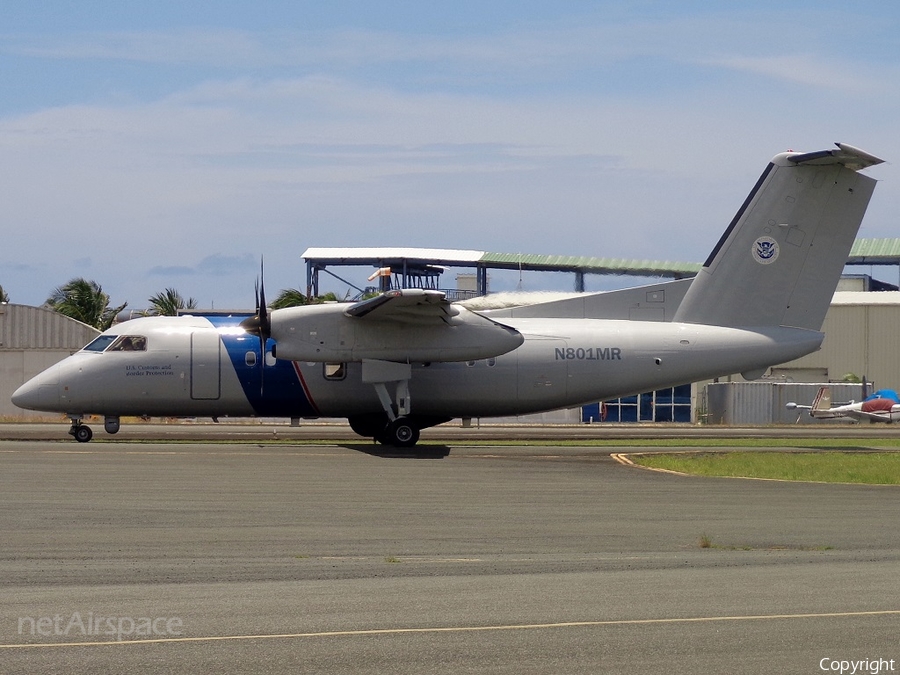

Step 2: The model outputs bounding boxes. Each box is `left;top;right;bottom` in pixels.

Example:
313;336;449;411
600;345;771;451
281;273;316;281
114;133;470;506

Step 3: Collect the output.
787;386;900;423
12;143;884;446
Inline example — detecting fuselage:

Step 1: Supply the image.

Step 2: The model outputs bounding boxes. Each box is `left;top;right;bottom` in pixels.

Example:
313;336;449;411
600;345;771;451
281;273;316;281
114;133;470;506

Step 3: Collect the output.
821;397;900;423
12;313;824;420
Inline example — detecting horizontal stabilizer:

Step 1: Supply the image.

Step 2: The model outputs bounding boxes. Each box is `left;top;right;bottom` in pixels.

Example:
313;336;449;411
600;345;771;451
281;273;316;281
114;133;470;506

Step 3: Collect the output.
788;143;884;171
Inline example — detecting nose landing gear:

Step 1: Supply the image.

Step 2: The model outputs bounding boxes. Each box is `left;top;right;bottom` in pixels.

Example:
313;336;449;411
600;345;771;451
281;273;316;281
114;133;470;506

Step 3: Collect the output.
67;416;93;443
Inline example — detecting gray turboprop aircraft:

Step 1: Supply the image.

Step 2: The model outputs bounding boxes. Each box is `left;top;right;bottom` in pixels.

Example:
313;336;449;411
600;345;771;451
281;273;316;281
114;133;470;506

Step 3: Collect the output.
13;143;884;446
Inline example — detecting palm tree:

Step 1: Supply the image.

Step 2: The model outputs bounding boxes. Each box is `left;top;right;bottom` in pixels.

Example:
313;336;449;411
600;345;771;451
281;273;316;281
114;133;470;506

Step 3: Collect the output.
270;288;310;309
147;288;197;316
270;289;341;309
0;285;8;303
45;278;127;330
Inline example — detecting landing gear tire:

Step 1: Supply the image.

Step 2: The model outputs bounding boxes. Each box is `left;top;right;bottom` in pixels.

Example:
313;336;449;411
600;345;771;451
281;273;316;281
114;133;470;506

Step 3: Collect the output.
382;417;420;448
72;425;93;443
348;413;390;439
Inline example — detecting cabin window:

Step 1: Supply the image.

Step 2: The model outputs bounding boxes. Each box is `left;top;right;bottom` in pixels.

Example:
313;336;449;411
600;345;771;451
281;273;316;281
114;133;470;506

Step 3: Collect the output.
323;363;346;380
107;335;147;352
245;351;257;367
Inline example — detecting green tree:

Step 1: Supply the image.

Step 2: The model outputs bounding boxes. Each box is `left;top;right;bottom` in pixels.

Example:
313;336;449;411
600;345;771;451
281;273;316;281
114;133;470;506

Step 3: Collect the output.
147;287;197;316
45;278;127;330
270;288;310;309
270;289;340;309
0;285;8;303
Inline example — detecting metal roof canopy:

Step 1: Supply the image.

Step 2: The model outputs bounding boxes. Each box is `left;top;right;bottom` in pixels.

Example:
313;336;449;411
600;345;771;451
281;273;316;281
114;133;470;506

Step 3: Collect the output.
302;238;900;297
848;238;900;265
302;247;702;297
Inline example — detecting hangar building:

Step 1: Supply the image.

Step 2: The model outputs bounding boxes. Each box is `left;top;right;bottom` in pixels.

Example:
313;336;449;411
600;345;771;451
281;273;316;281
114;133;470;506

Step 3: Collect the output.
0;304;99;418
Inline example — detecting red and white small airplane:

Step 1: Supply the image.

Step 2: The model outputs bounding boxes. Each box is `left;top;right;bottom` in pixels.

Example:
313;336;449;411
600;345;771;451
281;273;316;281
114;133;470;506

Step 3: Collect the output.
787;387;900;423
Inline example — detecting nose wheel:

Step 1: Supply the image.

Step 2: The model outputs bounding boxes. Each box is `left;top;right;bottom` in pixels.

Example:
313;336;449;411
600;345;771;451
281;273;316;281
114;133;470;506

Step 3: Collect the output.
68;417;93;443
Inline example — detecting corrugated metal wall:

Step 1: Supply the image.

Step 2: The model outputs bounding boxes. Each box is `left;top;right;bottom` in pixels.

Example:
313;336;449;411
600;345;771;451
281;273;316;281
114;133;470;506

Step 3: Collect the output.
0;304;98;350
782;303;900;387
870;306;900;381
706;382;873;425
1;304;99;418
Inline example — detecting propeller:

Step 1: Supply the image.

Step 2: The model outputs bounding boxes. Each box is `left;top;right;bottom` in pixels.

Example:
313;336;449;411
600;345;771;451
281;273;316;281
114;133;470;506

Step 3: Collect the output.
240;259;272;394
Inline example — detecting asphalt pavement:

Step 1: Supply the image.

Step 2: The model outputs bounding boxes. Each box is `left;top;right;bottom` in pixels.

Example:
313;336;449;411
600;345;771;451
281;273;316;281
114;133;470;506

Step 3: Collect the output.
1;428;898;673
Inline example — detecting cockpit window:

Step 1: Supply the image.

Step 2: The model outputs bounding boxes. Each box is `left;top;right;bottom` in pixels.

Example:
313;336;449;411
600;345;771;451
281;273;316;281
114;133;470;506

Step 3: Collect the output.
107;335;147;352
83;335;118;352
82;335;148;352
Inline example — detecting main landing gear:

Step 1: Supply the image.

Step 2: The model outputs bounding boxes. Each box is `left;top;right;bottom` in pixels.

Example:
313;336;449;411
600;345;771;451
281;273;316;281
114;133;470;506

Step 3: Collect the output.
378;417;420;448
348;412;451;449
360;360;418;447
349;360;450;448
348;411;420;447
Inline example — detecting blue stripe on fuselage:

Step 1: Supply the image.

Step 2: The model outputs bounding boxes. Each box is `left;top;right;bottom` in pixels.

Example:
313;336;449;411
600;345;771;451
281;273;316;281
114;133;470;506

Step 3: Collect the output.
205;315;319;417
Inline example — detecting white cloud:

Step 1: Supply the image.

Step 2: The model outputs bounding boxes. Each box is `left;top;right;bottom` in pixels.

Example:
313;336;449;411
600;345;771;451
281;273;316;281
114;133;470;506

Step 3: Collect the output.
1;5;898;307
708;54;896;94
4;8;891;84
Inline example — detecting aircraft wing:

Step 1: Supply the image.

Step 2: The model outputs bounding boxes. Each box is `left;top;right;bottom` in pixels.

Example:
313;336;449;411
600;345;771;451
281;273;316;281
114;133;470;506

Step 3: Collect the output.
840;409;899;423
345;289;459;324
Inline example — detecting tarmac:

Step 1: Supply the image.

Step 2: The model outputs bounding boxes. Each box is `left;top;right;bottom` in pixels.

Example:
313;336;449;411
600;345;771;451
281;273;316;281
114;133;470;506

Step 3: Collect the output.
1;423;898;673
4;418;900;442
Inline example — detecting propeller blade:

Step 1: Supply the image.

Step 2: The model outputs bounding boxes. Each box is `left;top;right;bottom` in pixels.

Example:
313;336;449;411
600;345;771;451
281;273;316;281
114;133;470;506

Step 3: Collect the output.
257;259;270;396
238;258;273;397
258;259;270;343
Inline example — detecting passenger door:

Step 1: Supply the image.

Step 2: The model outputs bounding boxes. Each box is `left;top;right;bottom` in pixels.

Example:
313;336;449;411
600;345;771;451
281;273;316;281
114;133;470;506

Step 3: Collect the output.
190;331;221;400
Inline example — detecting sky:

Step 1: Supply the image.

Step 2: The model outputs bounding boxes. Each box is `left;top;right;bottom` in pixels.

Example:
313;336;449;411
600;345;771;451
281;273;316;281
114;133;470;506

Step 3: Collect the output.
2;1;899;310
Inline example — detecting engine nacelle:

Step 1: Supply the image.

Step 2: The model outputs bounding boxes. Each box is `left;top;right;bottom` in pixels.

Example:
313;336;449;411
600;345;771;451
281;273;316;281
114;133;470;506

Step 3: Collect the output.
269;303;523;363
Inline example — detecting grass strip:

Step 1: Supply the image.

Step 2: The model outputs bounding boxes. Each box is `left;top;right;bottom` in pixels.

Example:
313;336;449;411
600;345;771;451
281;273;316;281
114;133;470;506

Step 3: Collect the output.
631;451;900;484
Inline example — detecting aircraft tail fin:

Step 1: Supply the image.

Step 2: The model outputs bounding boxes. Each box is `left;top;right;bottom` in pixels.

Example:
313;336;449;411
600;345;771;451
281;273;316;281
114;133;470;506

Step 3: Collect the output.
807;385;840;419
673;143;883;330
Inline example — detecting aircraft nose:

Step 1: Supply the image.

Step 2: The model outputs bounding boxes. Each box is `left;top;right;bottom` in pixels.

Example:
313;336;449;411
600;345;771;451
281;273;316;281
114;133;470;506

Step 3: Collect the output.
12;365;61;412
